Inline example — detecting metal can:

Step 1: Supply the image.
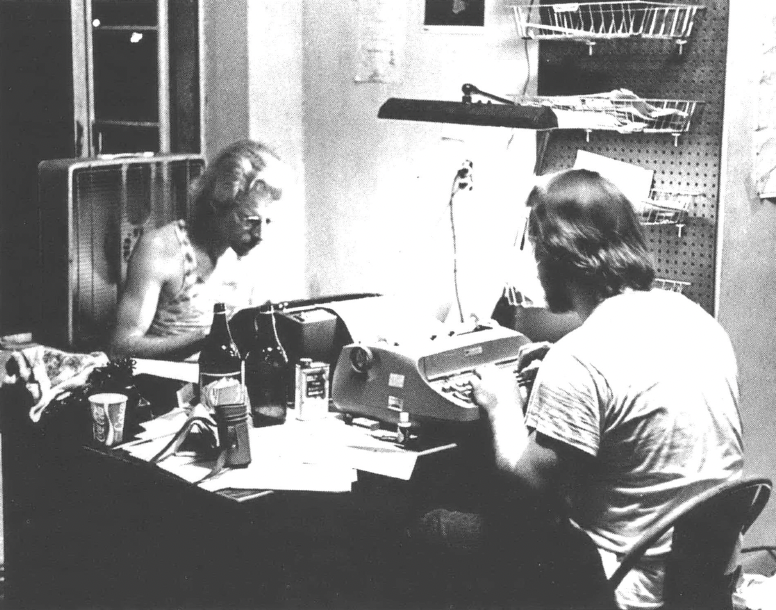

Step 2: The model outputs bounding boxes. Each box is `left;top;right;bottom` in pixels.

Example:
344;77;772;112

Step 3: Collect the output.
295;359;330;420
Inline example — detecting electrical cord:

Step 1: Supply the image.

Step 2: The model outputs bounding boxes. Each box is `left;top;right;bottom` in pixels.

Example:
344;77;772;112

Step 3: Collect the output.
449;178;464;323
521;0;536;98
449;161;474;324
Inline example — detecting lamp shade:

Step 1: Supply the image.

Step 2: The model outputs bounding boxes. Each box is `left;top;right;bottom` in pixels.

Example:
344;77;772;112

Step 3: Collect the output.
378;98;557;130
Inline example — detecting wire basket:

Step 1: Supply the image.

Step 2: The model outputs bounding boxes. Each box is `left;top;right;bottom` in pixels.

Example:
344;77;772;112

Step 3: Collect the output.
511;1;705;53
653;278;690;293
517;92;703;143
638;188;702;227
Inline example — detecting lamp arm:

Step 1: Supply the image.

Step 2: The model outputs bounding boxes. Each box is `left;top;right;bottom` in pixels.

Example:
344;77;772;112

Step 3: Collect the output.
461;83;516;106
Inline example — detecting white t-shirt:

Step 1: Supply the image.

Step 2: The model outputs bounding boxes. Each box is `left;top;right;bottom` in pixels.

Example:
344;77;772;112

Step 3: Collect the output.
524;289;744;609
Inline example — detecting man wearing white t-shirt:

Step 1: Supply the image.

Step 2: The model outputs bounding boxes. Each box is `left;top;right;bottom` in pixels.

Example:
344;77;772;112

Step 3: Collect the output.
410;169;743;610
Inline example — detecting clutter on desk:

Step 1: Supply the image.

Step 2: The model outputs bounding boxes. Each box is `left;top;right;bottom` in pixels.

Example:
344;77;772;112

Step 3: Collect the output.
1;346;156;444
119;406;454;495
210;379;252;468
246;302;291;427
294;358;330;420
2;344;108;422
198;301;244;409
89;392;128;447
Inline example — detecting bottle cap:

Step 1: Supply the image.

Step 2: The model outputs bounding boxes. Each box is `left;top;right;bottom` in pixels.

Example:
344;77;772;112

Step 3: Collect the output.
257;301;274;314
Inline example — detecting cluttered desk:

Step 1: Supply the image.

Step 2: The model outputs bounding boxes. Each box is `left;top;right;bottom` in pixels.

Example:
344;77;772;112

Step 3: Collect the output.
0;294;531;609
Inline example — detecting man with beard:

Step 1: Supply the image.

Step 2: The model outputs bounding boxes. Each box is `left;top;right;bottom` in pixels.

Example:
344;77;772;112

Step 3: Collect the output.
408;169;743;610
108;140;287;360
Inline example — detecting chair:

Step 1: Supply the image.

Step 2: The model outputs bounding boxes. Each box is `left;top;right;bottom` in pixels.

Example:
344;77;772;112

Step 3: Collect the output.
603;476;772;610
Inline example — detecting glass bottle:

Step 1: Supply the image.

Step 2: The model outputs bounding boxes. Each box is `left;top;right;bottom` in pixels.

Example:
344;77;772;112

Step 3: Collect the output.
198;302;243;410
245;303;289;427
397;411;412;447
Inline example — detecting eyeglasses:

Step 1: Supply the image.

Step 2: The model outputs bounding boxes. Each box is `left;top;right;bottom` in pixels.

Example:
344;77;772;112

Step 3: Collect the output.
233;208;271;228
518;216;529;251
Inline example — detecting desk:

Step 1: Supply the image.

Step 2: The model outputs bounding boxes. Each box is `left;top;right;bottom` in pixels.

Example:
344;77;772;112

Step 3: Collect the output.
0;382;493;609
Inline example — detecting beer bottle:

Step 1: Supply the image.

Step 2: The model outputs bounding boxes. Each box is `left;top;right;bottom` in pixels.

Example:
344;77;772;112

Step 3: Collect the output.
245;302;289;427
199;302;243;409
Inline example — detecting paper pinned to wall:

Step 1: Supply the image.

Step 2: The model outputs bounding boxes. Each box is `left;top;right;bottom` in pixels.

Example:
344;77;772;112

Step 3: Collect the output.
573;150;654;212
754;15;776;199
354;0;407;83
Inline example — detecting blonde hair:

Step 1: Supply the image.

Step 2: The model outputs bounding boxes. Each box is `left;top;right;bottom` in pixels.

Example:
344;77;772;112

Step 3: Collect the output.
189;140;283;235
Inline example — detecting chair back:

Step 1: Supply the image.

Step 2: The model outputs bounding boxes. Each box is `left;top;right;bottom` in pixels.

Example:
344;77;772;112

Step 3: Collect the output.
607;476;772;610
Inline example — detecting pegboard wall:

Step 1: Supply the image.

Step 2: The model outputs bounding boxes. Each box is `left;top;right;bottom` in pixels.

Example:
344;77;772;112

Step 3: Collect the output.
535;0;729;314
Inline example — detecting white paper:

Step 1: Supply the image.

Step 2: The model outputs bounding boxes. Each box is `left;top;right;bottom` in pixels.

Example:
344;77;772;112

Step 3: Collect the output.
322;296;446;346
295;417;419;480
121;434;178;462
354;0;406;83
198;461;356;493
133;358;198;383
574;150;654;212
120;413;443;493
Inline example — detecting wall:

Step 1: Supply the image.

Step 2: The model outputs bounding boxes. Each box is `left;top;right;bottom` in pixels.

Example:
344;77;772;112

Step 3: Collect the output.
202;0;538;319
302;0;538;322
202;0;249;155
718;3;776;545
202;0;306;302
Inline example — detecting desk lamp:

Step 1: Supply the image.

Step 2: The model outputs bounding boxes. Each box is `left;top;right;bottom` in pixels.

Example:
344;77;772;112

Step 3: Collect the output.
377;83;557;130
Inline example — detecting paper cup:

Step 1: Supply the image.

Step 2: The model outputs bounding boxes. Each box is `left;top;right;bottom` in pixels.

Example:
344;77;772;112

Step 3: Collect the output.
89;393;128;446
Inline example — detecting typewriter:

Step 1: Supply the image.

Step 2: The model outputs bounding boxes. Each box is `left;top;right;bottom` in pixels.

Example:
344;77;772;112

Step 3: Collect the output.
331;322;532;426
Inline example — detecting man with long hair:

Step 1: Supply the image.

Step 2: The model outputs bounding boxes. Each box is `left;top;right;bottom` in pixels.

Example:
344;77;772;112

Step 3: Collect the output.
411;169;743;609
108;140;288;360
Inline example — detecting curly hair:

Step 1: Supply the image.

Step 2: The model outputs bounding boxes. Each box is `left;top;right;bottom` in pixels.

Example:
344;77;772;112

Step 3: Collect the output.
527;168;655;304
189;140;282;238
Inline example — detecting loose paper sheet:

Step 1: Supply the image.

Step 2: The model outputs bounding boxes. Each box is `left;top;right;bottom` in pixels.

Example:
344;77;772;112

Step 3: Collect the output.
133;358;198;383
574;150;654;212
354;0;406;83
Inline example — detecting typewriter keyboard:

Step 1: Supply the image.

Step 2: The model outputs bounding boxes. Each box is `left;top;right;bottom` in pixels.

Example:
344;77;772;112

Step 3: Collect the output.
430;361;538;407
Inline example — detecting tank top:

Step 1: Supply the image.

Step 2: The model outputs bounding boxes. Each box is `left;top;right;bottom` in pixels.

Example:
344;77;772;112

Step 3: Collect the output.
147;220;246;337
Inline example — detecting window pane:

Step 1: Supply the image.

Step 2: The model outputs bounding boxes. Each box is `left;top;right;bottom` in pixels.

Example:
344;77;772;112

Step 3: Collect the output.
93;28;159;122
92;0;157;28
96;123;159;154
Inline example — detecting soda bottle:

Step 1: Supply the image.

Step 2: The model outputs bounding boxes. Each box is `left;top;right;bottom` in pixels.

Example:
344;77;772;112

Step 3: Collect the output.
199;302;243;410
245;302;289;427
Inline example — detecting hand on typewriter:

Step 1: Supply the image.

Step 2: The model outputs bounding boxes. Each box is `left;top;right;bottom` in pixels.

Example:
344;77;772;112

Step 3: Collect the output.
469;364;525;420
516;341;552;372
515;341;551;404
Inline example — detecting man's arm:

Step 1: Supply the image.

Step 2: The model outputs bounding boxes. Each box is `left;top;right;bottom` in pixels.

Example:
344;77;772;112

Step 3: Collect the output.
470;365;589;496
108;230;207;360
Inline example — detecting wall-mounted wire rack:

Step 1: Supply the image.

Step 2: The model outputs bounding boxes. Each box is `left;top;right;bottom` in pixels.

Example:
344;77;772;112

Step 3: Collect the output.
653;278;691;293
517;92;703;145
510;1;705;55
638;189;703;236
534;1;727;314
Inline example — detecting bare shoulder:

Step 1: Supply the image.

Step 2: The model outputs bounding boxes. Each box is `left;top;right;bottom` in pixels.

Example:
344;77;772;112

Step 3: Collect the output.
129;221;184;280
